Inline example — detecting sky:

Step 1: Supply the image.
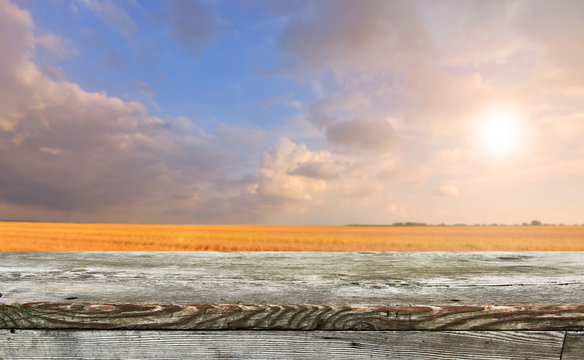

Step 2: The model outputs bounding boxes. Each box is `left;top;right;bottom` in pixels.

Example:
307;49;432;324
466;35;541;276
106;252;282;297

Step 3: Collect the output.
1;0;583;225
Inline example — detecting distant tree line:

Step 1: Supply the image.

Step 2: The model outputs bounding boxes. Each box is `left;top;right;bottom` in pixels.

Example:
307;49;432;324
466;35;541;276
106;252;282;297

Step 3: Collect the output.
390;222;428;227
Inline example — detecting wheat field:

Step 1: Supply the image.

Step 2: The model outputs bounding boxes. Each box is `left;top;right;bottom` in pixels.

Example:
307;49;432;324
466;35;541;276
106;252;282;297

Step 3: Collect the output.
1;222;583;251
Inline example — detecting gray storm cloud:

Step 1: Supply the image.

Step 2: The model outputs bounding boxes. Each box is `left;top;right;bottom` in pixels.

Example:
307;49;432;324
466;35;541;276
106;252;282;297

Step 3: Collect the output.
0;0;239;221
325;118;397;152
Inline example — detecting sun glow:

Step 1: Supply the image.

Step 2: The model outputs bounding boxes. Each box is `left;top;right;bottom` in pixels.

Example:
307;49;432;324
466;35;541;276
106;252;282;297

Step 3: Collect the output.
477;107;522;156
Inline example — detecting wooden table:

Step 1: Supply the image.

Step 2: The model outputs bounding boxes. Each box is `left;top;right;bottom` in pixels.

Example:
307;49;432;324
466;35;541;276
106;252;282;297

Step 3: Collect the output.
1;252;583;359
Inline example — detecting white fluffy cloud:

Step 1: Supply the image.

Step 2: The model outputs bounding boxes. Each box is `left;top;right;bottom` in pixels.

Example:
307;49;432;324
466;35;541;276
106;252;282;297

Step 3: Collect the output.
247;137;408;223
255;138;330;201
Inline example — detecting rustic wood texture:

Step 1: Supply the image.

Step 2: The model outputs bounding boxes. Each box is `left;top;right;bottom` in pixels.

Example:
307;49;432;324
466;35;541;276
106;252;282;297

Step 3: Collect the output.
0;330;566;360
2;303;584;331
562;332;584;360
2;252;583;304
1;252;583;330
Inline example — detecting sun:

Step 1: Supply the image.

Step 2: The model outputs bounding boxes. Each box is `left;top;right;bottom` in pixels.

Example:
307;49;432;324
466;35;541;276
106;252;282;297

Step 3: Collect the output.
477;107;521;156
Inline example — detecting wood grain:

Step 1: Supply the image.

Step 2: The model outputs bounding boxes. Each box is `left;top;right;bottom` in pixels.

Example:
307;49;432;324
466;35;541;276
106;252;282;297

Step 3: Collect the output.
1;252;584;330
0;330;565;360
562;332;584;360
1;252;583;304
2;303;584;331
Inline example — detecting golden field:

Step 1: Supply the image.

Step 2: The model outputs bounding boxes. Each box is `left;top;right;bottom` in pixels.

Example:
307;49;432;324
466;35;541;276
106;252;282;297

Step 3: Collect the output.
0;222;583;251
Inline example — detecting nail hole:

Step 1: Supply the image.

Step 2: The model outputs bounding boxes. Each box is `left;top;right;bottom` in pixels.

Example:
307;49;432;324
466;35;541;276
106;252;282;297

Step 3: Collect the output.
10;329;15;334
65;297;78;300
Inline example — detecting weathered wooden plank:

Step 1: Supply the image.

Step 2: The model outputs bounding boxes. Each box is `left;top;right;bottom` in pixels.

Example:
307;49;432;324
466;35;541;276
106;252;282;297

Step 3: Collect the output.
1;252;583;304
562;332;584;360
2;303;584;330
0;330;565;360
1;252;584;330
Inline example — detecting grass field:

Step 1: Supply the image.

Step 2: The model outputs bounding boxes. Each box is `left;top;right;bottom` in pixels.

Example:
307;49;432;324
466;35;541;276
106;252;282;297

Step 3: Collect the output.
1;222;583;251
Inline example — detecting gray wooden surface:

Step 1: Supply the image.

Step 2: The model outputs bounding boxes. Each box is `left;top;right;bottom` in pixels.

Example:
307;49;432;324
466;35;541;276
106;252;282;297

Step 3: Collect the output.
562;332;584;360
1;252;584;330
2;252;583;304
0;330;566;360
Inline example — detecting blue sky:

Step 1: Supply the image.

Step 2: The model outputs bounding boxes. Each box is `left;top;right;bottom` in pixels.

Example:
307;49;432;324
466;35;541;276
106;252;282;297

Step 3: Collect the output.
1;0;584;224
27;1;310;129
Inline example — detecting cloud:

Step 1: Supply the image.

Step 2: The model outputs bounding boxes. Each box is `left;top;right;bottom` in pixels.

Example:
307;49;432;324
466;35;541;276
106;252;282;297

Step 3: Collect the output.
255;138;330;201
276;0;500;118
303;94;397;152
278;0;584;193
278;0;430;76
0;0;239;221
133;79;156;97
415;0;584;95
0;0;34;72
162;0;228;56
326;118;397;152
80;0;137;39
35;33;78;58
434;184;460;197
515;0;584;93
3;0;584;225
101;49;126;69
249;138;402;223
39;64;66;81
289;161;339;181
416;0;524;67
306;93;371;129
